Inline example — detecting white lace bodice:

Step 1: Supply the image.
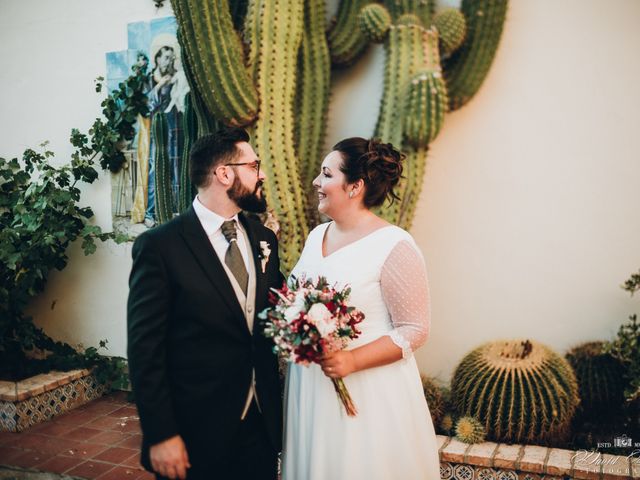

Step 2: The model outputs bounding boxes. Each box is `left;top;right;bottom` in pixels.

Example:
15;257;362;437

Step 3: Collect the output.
291;222;431;359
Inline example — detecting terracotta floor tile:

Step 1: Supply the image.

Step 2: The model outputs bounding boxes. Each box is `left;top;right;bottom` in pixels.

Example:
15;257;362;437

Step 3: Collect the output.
65;426;104;442
79;402;123;416
117;434;142;450
121;452;143;469
90;430;131;445
114;419;141;434
10;433;50;450
96;464;148;479
34;454;84;474
107;406;139;418
92;446;138;464
6;450;54;469
0;445;26;463
32;420;76;437
56;410;99;426
65;442;109;460
137;471;155;480
85;415;128;430
0;431;18;446
105;391;131;405
66;459;116;479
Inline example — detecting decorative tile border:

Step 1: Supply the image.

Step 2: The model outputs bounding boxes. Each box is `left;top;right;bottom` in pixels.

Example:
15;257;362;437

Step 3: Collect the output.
0;369;106;432
437;435;639;479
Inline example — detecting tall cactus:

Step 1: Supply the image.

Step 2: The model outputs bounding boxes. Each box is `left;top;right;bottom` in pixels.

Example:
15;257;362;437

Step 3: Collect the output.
327;0;370;67
451;339;580;443
171;0;258;126
244;0;309;271
296;0;331;225
443;0;508;110
178;93;197;213
153;113;173;224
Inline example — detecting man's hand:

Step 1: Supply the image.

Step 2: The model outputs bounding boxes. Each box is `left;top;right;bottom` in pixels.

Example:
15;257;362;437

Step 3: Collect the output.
150;435;191;479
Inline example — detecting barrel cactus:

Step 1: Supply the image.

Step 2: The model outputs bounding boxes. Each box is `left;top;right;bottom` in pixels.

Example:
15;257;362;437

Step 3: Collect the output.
455;416;486;444
167;0;508;270
421;374;446;427
440;412;455;436
565;341;626;417
451;339;580;444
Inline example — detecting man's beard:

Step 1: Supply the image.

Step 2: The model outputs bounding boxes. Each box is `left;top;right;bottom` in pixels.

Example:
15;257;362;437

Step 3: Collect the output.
227;176;267;213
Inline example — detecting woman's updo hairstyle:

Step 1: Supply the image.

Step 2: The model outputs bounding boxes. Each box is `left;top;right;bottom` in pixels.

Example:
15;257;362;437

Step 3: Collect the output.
332;137;404;208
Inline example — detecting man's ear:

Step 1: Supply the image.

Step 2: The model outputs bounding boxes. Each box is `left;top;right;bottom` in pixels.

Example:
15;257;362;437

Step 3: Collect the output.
213;165;233;186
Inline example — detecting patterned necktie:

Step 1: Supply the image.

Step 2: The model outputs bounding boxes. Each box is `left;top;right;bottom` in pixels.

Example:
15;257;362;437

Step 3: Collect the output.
220;220;248;295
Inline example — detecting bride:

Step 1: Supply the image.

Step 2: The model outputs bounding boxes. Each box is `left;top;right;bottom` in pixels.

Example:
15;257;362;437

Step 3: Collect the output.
282;137;441;479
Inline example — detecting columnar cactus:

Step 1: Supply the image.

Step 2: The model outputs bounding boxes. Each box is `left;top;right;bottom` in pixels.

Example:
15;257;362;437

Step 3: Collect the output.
358;4;392;43
296;0;331;224
451;339;580;443
443;0;508;110
327;0;370;66
565;341;626;416
421;374;445;427
178;93;196;213
171;0;258;126
152;113;173;224
434;8;467;58
245;0;309;270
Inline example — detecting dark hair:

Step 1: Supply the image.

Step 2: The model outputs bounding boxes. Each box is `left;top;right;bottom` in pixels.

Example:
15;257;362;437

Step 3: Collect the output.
189;127;250;189
332;137;404;208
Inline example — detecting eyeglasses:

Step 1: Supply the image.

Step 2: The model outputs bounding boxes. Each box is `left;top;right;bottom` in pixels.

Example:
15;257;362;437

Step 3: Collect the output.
224;160;261;177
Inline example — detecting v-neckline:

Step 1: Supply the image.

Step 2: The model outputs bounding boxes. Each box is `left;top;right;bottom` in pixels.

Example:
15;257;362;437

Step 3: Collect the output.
320;222;396;259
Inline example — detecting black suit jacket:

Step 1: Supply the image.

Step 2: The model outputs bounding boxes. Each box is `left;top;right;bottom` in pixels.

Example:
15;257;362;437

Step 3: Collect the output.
127;206;283;471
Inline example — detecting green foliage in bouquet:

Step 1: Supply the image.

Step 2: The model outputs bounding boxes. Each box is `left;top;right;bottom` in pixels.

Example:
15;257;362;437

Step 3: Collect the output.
451;339;579;444
455;416;486;443
565;341;626;417
0;144;128;388
169;0;508;270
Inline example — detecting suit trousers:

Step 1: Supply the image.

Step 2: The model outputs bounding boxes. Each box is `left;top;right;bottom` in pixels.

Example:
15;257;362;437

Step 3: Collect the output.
155;400;278;480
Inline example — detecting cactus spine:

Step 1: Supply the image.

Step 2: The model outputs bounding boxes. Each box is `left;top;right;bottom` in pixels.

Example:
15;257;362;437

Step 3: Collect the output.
327;0;370;66
171;0;258;126
565;341;626;416
153;113;173;224
443;0;508;110
451;339;579;443
434;8;467;58
455;416;486;443
296;0;331;226
245;0;309;272
358;4;392;44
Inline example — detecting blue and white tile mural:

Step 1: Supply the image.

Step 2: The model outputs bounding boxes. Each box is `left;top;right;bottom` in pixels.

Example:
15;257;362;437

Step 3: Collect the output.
105;16;190;225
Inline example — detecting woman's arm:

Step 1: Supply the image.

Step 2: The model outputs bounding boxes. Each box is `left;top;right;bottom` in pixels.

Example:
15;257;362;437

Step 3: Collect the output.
320;239;431;378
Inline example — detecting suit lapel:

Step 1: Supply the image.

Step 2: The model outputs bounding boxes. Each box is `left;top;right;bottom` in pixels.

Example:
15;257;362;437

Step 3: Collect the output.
238;213;267;327
179;207;249;334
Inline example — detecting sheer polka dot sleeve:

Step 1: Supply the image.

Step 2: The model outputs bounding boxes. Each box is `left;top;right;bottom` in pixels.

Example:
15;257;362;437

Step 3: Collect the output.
380;239;431;359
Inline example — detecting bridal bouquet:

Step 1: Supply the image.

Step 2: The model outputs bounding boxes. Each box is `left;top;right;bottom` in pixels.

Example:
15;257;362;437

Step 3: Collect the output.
259;276;365;416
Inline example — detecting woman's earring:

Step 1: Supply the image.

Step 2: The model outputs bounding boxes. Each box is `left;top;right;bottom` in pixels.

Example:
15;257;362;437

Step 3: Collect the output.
349;191;354;198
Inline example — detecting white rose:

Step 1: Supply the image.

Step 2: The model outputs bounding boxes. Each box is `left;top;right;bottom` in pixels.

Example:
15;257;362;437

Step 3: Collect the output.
307;303;335;337
284;292;306;322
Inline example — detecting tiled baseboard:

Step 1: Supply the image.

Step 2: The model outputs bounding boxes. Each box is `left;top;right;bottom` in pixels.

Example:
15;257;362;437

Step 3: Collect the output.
0;370;106;432
437;435;639;479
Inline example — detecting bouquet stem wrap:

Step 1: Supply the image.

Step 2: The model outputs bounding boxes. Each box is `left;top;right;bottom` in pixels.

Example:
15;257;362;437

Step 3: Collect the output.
332;378;358;416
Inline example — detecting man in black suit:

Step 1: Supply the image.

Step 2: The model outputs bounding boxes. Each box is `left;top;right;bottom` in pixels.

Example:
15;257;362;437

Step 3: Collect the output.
127;127;283;480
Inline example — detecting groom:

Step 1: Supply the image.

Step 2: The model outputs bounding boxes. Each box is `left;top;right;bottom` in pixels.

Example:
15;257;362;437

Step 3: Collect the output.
127;127;283;480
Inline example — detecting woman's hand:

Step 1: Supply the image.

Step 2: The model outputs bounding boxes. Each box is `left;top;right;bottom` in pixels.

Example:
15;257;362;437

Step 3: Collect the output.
320;351;357;378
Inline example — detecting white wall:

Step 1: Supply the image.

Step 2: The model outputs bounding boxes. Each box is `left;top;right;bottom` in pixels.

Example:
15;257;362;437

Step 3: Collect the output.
1;0;639;384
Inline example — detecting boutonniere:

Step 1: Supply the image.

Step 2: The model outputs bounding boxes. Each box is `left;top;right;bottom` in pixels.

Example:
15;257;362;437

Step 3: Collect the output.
259;241;272;274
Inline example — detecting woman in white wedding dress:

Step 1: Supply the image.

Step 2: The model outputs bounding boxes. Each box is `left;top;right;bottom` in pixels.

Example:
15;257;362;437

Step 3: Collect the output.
282;138;441;480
